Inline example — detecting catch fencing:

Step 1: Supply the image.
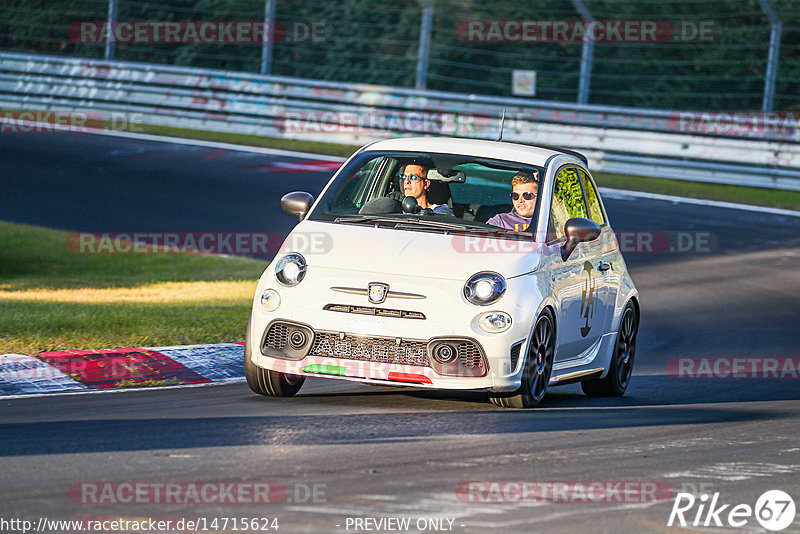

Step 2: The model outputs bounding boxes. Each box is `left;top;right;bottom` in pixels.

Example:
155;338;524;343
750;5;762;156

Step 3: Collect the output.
2;0;799;111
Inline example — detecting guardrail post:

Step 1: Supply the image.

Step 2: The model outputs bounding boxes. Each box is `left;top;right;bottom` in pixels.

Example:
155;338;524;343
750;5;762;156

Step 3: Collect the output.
415;0;433;90
104;0;118;60
570;0;594;105
260;0;277;75
757;0;782;112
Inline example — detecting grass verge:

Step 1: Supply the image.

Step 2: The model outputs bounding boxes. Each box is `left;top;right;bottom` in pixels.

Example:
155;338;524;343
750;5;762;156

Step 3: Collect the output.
0;221;265;353
127;123;800;211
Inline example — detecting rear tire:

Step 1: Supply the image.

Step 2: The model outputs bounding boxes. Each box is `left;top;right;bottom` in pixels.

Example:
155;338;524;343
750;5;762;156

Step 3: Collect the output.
489;309;555;408
244;318;305;397
581;302;638;397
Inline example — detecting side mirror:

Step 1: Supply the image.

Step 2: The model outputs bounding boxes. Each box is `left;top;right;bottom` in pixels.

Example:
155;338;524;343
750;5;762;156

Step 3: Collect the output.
281;191;315;221
561;217;601;261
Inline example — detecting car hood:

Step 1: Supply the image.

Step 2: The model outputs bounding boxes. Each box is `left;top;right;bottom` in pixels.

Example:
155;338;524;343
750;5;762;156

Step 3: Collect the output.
278;220;542;280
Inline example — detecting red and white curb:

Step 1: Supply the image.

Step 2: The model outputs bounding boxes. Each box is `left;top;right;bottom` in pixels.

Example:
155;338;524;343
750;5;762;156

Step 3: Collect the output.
0;343;244;396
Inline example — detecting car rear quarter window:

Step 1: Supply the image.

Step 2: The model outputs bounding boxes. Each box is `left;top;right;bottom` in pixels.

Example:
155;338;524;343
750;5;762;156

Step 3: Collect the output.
549;167;587;241
579;169;606;226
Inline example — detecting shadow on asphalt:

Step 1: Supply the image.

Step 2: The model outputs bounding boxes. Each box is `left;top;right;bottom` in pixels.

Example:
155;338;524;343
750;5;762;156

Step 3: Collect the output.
289;373;800;408
0;396;792;456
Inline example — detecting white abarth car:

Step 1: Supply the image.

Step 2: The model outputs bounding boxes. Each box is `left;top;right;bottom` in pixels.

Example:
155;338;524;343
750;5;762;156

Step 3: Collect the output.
245;137;639;407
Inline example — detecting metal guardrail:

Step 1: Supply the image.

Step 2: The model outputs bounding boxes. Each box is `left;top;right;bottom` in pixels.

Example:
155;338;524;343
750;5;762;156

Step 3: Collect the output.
1;51;800;191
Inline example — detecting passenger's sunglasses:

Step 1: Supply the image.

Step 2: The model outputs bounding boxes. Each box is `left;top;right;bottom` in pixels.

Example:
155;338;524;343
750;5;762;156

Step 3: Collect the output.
511;192;536;201
398;173;425;182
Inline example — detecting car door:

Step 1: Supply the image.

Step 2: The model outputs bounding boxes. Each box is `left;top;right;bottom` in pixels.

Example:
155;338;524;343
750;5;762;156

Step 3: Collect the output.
578;168;621;337
548;166;612;361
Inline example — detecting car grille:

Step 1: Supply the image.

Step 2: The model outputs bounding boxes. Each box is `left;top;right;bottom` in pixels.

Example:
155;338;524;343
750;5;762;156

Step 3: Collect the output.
309;331;430;367
510;341;523;372
261;321;314;360
429;338;489;377
457;342;484;369
323;304;425;320
265;323;289;349
262;322;488;375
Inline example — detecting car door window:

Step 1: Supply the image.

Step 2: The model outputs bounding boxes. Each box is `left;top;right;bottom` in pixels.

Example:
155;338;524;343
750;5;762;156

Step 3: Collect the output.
329;156;387;211
579;170;605;226
549;167;587;241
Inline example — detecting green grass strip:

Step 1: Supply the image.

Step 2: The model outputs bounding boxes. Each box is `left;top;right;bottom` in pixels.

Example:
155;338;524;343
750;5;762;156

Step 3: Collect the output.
0;220;266;353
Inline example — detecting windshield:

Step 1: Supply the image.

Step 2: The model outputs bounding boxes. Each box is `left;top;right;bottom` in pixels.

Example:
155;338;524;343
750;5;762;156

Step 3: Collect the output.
309;151;544;236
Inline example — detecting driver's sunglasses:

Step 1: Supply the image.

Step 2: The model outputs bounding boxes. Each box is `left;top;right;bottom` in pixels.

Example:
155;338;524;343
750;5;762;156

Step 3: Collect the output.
398;173;424;182
511;191;536;201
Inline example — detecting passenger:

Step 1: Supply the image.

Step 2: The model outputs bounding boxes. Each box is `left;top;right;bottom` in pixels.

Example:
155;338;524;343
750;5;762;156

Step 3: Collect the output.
399;163;454;215
486;170;539;232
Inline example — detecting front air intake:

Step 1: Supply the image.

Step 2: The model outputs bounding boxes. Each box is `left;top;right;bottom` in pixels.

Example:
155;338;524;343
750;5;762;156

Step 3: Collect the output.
261;320;314;360
428;338;488;377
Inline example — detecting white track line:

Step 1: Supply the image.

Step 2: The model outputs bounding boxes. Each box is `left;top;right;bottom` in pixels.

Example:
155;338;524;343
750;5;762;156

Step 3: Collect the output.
0;377;245;401
600;187;800;218
87;128;347;161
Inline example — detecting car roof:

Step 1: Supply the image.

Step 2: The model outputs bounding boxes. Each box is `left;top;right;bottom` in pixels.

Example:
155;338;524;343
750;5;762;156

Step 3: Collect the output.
360;137;585;167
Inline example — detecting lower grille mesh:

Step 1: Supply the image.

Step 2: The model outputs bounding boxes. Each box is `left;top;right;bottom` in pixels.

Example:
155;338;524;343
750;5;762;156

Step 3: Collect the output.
510;342;523;371
265;323;289;349
429;338;488;377
310;332;429;367
457;342;484;369
264;321;488;375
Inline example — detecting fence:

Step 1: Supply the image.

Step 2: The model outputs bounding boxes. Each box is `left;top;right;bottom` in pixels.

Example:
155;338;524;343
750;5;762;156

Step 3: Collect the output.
1;0;799;112
2;51;800;191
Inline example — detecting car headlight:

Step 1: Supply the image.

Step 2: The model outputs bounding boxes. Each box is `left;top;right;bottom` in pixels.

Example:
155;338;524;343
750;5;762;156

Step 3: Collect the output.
275;253;306;286
260;289;281;312
477;311;512;333
464;272;506;306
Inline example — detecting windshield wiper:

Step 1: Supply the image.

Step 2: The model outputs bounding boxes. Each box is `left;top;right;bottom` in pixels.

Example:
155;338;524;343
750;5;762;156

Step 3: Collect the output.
394;219;470;231
455;227;513;234
333;215;405;225
333;215;523;234
334;215;472;232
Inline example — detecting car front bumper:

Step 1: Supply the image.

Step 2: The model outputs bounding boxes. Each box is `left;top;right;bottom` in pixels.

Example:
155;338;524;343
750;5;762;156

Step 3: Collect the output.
248;266;545;392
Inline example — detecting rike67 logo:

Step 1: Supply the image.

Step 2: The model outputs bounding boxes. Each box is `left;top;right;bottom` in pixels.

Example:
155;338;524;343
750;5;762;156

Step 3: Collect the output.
668;490;796;531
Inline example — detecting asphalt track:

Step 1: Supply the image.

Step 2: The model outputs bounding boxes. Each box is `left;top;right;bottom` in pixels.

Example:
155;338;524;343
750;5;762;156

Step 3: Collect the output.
2;132;800;533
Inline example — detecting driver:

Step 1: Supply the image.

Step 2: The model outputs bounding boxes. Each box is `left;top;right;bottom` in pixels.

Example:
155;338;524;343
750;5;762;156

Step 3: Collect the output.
487;170;539;232
399;163;454;215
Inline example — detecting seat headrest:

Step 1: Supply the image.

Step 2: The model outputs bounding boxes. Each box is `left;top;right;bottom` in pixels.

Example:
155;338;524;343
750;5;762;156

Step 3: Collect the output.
426;180;452;205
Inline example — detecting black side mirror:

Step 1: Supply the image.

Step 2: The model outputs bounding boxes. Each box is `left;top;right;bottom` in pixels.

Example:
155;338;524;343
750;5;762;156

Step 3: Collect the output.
561;217;601;261
281;191;315;221
402;195;421;214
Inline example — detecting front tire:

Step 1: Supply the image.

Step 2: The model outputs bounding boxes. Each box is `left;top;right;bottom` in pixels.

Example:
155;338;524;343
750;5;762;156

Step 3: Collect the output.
581;302;638;397
244;318;305;397
489;309;555;408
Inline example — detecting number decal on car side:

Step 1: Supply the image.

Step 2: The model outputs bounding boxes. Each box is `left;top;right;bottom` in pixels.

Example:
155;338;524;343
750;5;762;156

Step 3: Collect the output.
580;261;598;338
